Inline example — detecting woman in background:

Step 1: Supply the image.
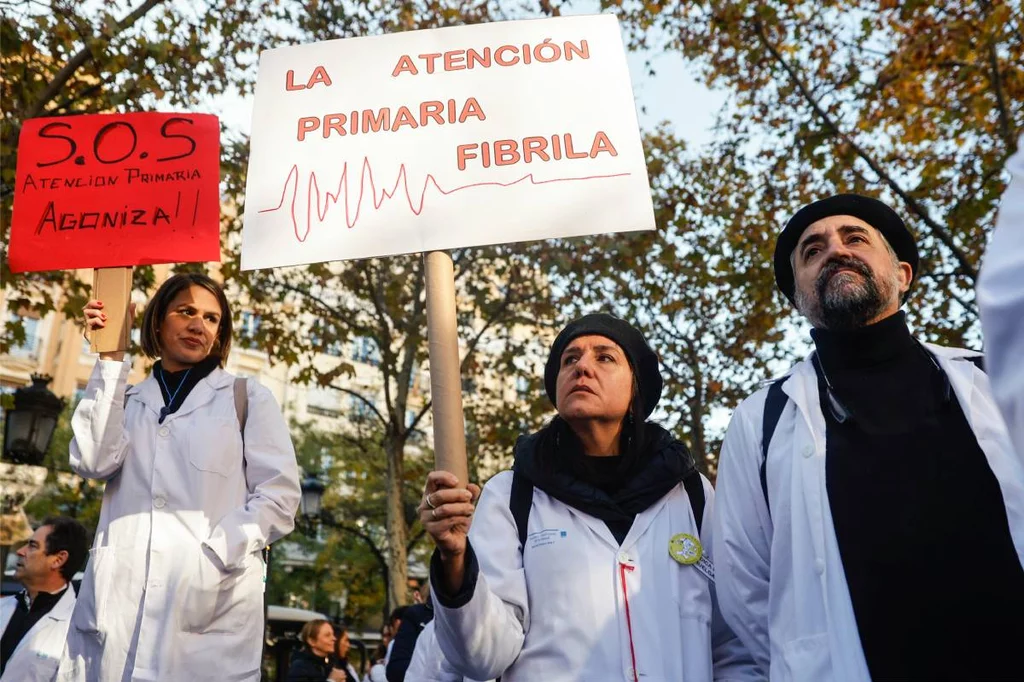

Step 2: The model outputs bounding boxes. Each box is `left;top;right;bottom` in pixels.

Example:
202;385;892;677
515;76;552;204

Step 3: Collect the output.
287;620;339;682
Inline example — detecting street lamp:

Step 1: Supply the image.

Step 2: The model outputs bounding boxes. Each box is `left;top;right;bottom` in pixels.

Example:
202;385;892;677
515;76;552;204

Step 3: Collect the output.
300;475;326;521
3;374;65;465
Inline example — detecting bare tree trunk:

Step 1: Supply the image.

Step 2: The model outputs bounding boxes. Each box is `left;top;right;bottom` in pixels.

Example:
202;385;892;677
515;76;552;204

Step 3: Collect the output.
384;432;409;612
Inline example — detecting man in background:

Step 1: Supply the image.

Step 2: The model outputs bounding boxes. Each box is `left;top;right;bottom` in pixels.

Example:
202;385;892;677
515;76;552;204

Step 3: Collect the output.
1;516;88;681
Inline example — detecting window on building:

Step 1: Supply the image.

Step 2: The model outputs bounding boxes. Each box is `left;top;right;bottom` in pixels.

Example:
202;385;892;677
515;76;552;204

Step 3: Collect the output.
0;383;15;423
306;386;342;417
8;316;41;358
349;394;375;423
238;312;262;350
351;336;380;367
310;329;343;357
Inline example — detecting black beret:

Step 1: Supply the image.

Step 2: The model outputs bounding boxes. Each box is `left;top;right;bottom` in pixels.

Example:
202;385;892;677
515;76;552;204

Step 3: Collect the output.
544;313;662;418
773;193;919;304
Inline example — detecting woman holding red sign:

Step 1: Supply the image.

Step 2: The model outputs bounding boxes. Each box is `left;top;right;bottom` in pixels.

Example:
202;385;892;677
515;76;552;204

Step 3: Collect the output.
58;273;300;682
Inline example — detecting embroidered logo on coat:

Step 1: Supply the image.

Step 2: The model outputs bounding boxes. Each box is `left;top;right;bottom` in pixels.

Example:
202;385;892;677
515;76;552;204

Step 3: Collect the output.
528;528;568;549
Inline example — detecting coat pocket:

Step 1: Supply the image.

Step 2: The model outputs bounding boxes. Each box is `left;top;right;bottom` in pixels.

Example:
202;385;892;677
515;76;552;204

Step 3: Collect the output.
188;416;242;477
182;549;261;634
679;597;713;681
70;546;115;634
782;633;830;682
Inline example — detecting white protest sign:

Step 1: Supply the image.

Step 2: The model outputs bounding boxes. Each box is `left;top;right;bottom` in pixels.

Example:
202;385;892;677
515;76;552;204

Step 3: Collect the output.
241;14;654;270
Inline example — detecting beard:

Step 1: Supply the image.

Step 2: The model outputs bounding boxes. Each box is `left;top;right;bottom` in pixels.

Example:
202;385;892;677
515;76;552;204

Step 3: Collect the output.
795;255;898;330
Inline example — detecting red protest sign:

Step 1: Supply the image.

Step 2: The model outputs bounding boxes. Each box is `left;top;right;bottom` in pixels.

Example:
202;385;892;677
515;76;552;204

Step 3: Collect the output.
8;112;221;273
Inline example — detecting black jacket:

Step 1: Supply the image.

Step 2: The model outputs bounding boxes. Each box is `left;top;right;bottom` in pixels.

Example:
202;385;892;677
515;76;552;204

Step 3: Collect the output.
385;602;433;682
286;647;333;682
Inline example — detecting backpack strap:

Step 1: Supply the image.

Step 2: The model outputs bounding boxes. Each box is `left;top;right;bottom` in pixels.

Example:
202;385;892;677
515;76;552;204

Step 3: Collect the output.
233;377;249;433
509;468;533;552
760;378;789;514
682;471;705;535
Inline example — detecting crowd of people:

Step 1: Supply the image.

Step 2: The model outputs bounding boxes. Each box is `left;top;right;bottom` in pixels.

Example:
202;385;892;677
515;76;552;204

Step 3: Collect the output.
2;141;1023;681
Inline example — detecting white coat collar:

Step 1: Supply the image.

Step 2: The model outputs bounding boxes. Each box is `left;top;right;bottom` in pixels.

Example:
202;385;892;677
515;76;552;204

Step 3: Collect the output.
126;365;234;421
768;338;983;445
42;582;76;622
10;584;75;659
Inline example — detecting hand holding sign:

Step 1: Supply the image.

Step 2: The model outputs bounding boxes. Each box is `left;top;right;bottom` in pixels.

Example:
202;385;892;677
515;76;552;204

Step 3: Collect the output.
84;298;136;361
9;112;221;273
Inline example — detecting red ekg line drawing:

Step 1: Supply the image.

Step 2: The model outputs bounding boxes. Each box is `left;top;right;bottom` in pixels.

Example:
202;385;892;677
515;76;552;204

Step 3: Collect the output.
258;158;631;242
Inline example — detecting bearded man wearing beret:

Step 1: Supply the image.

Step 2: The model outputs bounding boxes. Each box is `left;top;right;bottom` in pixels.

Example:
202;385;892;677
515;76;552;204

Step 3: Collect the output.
713;194;1024;682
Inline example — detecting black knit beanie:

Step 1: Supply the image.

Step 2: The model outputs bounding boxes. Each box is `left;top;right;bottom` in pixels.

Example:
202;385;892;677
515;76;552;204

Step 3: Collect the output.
774;193;919;304
544;313;662;418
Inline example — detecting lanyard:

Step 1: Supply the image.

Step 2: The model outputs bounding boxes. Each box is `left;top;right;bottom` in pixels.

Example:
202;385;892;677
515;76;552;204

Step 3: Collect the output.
157;366;192;423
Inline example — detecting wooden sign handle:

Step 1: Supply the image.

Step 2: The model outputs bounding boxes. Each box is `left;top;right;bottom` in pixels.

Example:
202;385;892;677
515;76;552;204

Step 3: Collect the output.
423;251;469;487
90;267;133;353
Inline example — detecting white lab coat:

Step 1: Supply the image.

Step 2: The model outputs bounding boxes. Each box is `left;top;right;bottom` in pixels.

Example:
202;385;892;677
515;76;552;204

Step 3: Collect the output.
364;662;386;682
58;358;301;682
404;621;490;682
979;137;1024;457
0;586;75;682
432;470;761;682
713;344;1024;682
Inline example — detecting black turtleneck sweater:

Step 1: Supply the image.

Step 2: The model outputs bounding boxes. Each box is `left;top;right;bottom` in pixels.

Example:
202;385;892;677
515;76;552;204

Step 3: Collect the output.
0;586;68;673
814;312;1024;681
153;356;219;423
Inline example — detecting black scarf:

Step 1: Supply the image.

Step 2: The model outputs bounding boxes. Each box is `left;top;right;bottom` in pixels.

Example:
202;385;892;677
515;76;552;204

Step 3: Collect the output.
512;419;696;524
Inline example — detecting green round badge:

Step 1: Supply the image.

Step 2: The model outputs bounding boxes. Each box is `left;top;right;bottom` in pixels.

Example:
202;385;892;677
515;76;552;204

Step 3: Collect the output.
669;533;703;565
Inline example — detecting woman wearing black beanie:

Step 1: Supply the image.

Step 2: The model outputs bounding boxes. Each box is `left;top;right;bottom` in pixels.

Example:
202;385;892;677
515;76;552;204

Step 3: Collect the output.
418;313;760;682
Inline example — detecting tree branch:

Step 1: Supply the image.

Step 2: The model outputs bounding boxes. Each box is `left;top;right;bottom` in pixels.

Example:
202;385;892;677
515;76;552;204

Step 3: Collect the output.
273;280;350;325
322;515;389;587
406;398;433;436
751;18;979;282
405;528;427;553
987;41;1017;150
328;382;388;429
360;263;397;419
24;0;166;119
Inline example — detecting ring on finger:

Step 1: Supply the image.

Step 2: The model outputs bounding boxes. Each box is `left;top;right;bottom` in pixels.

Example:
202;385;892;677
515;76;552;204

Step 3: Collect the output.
426;494;437;510
431;508;438;520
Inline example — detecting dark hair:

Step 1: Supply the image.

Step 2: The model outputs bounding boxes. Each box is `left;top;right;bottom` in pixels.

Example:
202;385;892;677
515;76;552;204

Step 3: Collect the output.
140;273;233;366
40;516;89;582
389;606;408;626
300;619;332;648
333;625;349;656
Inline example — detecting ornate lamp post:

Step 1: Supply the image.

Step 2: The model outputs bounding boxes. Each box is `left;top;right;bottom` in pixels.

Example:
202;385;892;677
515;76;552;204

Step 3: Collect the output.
299;475;326;524
3;374;65;465
1;374;65;578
